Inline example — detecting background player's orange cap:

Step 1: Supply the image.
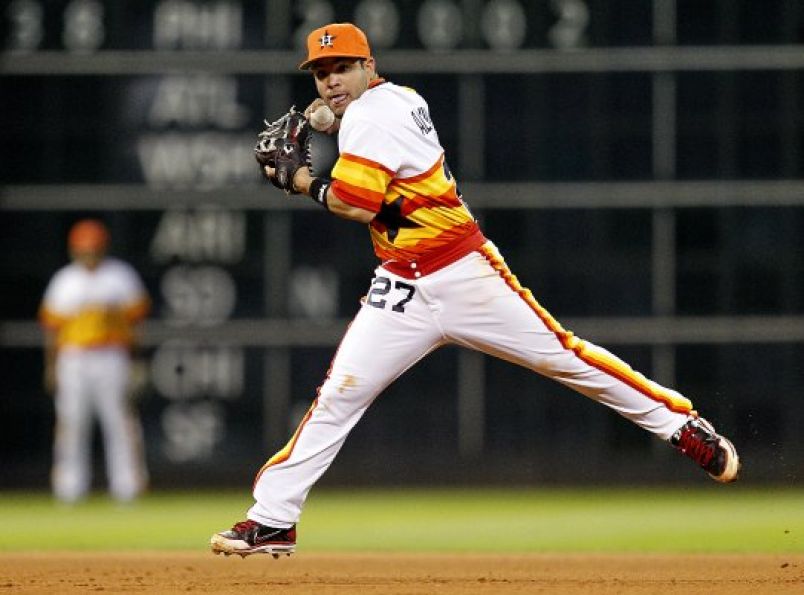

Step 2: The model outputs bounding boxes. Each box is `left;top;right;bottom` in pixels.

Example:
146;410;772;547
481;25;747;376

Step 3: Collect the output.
299;23;372;70
68;219;109;252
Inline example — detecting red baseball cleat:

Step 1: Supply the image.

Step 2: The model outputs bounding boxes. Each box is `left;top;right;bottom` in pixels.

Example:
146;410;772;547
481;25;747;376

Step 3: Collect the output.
211;519;296;558
671;418;741;483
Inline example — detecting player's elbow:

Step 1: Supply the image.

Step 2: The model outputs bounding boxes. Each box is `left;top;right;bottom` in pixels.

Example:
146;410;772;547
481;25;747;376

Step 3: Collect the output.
344;206;375;224
326;192;376;224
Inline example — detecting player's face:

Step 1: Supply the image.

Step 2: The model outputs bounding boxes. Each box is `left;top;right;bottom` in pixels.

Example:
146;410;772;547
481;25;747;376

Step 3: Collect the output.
311;57;376;117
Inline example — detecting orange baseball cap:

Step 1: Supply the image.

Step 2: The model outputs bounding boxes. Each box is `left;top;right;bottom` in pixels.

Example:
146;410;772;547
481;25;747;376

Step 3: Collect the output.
299;23;372;70
68;219;109;252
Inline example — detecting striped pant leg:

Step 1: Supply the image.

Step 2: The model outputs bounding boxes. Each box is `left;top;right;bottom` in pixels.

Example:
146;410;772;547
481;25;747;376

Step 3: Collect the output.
440;244;691;440
249;273;443;526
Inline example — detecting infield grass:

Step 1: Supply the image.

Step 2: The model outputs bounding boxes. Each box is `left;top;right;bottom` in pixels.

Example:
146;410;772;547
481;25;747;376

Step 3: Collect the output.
0;487;801;553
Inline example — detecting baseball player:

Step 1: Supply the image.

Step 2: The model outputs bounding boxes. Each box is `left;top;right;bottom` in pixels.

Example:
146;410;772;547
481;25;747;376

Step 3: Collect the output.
39;219;150;503
211;23;740;557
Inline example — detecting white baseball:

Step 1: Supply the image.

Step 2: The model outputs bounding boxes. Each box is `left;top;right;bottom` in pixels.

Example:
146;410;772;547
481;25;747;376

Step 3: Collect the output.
309;104;335;131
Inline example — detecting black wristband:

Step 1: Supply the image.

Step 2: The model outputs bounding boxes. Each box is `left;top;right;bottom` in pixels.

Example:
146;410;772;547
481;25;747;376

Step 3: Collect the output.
308;177;331;209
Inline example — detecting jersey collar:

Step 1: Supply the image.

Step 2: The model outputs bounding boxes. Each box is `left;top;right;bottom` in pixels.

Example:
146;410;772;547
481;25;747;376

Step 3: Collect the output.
368;77;386;89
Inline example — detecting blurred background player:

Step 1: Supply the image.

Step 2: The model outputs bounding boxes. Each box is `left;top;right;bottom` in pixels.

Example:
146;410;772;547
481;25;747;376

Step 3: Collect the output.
39;219;151;503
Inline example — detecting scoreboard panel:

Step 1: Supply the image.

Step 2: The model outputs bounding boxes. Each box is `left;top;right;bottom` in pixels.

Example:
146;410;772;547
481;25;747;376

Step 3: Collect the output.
2;0;803;487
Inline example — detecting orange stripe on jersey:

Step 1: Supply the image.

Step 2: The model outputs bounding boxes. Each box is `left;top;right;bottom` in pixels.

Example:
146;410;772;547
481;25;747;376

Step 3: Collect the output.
478;245;694;415
331;179;386;212
338;152;395;177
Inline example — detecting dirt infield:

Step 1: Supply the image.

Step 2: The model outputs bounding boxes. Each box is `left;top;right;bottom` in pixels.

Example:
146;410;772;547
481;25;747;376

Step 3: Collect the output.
1;552;802;594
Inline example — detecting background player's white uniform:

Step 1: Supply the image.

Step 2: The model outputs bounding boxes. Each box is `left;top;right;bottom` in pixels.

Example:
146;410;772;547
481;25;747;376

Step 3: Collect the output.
39;257;150;502
248;80;694;527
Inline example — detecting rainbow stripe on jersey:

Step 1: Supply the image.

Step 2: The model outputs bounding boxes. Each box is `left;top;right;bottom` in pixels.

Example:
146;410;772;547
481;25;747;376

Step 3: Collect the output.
330;80;484;271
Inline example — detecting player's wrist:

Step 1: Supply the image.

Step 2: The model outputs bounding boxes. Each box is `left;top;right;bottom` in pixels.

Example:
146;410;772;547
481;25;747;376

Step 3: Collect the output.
308;177;331;209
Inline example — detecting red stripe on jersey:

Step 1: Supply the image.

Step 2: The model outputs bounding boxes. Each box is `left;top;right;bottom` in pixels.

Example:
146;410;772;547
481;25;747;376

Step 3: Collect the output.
379;225;486;278
394;188;462;213
331;179;385;212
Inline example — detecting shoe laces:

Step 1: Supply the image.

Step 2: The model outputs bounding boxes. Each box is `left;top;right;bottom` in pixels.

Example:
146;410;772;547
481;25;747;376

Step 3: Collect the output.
232;520;260;534
675;422;718;469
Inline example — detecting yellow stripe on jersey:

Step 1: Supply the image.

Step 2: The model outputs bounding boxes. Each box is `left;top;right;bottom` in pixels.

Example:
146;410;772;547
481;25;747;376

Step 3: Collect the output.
479;245;695;415
331;153;394;212
393;171;457;202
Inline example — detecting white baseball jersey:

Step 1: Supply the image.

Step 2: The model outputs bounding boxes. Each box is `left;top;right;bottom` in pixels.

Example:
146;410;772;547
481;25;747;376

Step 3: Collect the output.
40;257;150;502
40;257;149;350
248;80;694;527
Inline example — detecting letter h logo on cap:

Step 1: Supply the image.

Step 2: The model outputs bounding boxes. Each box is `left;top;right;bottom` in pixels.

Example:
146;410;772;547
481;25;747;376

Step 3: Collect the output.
319;31;336;48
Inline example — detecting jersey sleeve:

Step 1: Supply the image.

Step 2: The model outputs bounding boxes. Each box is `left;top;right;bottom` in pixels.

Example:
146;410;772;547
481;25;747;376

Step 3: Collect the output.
330;115;401;213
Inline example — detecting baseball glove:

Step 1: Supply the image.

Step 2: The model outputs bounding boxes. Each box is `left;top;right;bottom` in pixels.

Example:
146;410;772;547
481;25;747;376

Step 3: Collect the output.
255;106;308;194
255;106;339;193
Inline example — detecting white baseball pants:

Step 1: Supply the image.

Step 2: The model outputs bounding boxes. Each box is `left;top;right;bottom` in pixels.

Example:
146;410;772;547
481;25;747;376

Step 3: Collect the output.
249;242;692;526
52;347;147;502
